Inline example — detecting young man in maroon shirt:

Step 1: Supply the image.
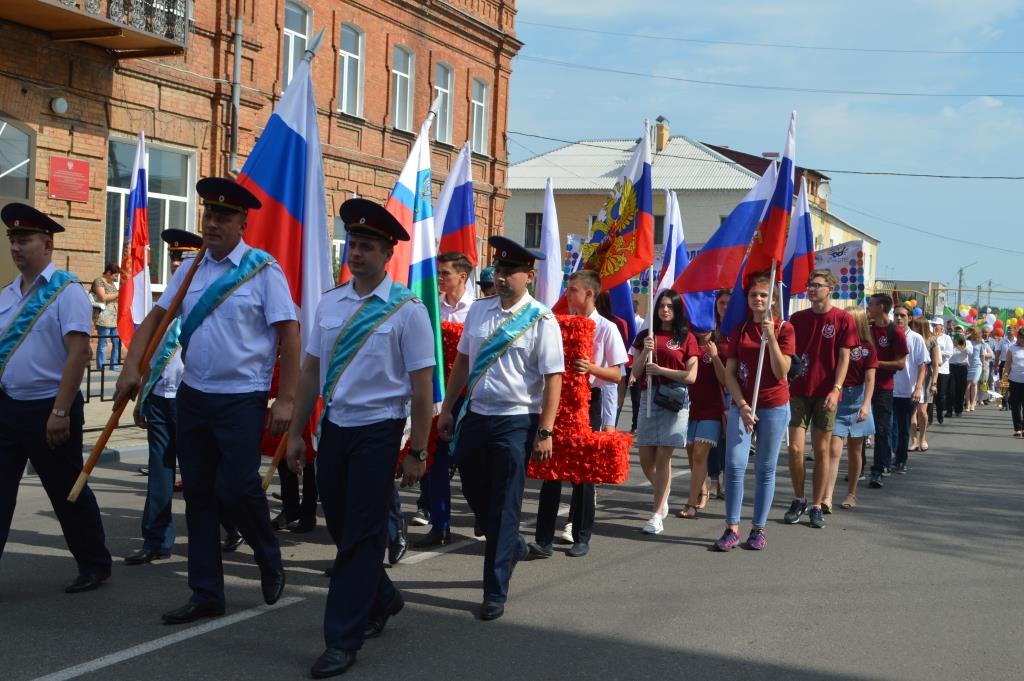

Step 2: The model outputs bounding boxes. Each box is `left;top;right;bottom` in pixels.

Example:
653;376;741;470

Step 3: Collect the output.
785;270;858;529
866;293;908;489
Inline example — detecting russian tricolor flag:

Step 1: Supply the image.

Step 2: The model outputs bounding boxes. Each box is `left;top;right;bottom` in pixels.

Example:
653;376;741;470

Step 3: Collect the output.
238;57;334;349
656;190;716;332
435;142;477;267
386;116;445;405
781;177;816;319
745;111;796;282
117;131;151;349
672;161;778;296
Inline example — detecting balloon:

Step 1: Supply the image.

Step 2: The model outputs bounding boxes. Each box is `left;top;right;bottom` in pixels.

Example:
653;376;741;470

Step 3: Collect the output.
907;299;917;308
985;324;994;332
1010;318;1019;326
913;307;922;317
969;307;977;316
959;308;969;318
1016;307;1024;317
994;319;1003;327
986;313;997;324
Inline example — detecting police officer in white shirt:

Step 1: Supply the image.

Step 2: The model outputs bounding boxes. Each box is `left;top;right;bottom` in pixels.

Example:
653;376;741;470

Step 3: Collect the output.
931;317;955;422
529;268;626;559
286;198;435;679
438;236;564;622
115;177;300;624
0;203;112;593
412;251;476;548
122;229;201;566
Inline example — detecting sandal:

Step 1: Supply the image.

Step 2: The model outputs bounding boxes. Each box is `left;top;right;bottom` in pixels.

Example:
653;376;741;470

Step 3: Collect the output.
840;494;857;509
675;504;698;519
821;500;832;515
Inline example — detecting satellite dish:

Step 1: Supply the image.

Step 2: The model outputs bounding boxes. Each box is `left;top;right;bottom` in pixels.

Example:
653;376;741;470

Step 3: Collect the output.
817;181;832;200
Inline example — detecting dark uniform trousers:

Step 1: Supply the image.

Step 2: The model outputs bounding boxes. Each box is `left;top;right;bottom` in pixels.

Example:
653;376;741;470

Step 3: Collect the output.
536;388;601;546
142;394;178;554
870;389;894;475
276;458;318;523
423;395;465;533
0;390;111;577
456;410;538;603
317;418;404;651
175;383;281;606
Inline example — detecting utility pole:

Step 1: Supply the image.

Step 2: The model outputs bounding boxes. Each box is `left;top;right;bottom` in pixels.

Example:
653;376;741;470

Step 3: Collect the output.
988;280;993;308
976;285;981;309
957;267;964;309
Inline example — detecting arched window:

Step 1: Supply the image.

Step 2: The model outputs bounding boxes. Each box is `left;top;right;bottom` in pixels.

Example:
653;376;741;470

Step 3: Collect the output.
283;1;310;88
470;78;489;154
0;115;33;202
433;62;453;144
391;45;414;131
338;23;364;117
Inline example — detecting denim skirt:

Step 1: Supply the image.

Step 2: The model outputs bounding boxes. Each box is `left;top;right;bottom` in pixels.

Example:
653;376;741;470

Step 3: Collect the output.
833;384;875;439
635;389;688;448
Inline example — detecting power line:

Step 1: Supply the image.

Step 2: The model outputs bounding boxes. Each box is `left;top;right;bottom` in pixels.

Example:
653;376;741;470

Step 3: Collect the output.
506;130;1024;180
517;55;1024;99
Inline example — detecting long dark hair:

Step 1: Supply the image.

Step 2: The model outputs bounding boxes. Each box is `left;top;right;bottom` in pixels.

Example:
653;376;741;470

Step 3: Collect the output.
595;291;615;322
638;289;688;346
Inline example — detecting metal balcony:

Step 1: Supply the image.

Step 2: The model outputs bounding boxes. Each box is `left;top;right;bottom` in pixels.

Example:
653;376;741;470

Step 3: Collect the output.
0;0;191;58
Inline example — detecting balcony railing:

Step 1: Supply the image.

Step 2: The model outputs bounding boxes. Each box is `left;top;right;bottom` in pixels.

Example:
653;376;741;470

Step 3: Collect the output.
0;0;191;58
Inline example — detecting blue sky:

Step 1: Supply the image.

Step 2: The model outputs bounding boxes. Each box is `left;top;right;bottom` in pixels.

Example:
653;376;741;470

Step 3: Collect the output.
507;0;1024;308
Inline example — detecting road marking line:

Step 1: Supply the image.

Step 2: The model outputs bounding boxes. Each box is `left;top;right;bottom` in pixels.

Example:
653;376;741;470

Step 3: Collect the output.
28;596;304;681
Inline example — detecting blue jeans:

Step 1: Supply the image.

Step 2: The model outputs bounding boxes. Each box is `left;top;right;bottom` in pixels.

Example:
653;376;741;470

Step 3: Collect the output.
892;397;915;466
724;403;790;528
141;395;177;554
870;389;894;475
95;326;120;369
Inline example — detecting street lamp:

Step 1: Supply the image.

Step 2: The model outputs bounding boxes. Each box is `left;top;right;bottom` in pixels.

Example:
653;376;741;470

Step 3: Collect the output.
956;261;978;309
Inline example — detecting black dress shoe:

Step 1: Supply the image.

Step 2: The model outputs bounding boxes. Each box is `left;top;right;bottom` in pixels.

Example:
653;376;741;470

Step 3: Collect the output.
291;517;316;533
311;648;357;678
271;512;295;531
64;572;110;594
527;542;553;558
413;528;451;549
124;548;171;565
162;601;225;624
222;532;244;553
388;516;407;565
323;566;334;578
364;590;404;639
479;601;504;621
261;567;285;605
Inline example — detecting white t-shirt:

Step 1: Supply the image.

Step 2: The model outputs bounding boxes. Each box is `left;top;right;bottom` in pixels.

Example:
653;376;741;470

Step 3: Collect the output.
934;333;954;375
1007;344;1024;383
894;329;930;399
949;340;972;365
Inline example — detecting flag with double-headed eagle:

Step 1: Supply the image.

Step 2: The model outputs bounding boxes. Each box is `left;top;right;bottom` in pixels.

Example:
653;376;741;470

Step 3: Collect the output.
580;121;655;290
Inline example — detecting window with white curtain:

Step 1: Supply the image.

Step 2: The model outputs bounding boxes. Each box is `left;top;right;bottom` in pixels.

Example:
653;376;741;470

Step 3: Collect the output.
470;78;488;154
434;63;453;144
338;23;363;116
391;46;414;131
282;1;309;88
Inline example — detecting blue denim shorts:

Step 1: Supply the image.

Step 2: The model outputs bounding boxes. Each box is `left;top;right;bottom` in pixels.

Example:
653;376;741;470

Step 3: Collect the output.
686;418;721;445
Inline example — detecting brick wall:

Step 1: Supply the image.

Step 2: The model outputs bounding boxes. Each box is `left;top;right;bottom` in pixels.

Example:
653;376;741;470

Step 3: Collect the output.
0;0;521;283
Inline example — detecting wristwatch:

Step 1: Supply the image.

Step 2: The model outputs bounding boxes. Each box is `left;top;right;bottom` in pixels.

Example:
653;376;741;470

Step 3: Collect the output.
410;448;428;462
537;428;554;440
51;408;68;418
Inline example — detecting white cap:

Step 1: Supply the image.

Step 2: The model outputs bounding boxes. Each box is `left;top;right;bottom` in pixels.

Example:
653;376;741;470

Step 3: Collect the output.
930;316;944;326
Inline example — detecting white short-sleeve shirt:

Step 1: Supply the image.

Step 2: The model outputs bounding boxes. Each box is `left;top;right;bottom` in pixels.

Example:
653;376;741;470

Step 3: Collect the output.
306;275;436;428
0;263;92;400
439;289;475;323
587;309;628;389
148;348;184;399
894;329;930;398
157;239;297;394
457;293;564;416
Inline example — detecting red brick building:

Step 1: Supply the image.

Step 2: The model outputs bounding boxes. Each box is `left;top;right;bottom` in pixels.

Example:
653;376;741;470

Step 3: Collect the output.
0;0;521;287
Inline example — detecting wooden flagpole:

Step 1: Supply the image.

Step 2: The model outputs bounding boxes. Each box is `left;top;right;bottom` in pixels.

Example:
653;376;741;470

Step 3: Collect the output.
645;263;655;417
68;246;207;502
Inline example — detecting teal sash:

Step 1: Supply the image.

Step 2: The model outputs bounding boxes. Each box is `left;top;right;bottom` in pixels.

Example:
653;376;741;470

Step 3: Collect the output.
0;270;77;379
318;282;417;435
179;248;274;356
139;318;182;407
450;299;548;452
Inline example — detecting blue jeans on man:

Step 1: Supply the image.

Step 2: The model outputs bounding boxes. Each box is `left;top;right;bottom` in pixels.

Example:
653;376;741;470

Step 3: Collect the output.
141;395;177;554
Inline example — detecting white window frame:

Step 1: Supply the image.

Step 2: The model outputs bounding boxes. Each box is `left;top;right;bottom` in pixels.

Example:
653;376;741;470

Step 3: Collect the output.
470;78;489;154
282;1;310;89
338;23;364;117
433;62;453;144
391;45;414;132
105;140;196;293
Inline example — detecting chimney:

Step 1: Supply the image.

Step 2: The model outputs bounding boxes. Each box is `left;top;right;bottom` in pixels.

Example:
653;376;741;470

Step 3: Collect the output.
655;115;670;152
761;151;779;159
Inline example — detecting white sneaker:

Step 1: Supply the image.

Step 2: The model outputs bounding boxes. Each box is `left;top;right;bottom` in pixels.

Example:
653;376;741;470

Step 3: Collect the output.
642;514;664;535
559;523;574;544
659;501;669;518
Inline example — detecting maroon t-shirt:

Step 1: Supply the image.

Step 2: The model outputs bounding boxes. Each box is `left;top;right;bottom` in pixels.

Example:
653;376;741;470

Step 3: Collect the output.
723;319;797;408
688;342;725;421
632;329;699;391
844;342;878;387
789;307;859;398
870;323;909;391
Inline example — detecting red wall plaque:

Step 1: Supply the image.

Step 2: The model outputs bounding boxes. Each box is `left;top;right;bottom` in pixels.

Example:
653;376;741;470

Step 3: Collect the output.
48;156;91;203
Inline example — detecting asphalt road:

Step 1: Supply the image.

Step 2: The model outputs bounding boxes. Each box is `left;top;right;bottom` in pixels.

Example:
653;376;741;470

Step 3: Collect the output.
2;403;1021;681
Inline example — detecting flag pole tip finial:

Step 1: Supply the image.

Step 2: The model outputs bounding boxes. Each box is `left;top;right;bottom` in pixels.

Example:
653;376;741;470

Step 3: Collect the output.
303;28;326;62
